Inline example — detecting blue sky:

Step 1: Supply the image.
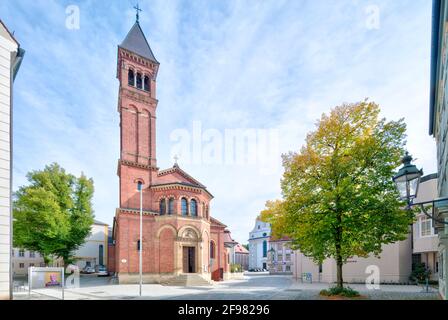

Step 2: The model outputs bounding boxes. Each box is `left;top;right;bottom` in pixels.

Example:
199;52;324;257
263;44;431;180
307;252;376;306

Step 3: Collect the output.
2;0;437;244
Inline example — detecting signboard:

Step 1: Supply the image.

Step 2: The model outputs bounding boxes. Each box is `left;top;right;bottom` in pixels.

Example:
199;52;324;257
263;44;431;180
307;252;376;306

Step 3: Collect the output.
28;267;65;299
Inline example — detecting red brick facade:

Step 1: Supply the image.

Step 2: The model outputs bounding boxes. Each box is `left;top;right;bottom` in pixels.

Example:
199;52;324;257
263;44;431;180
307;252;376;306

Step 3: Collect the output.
112;22;229;283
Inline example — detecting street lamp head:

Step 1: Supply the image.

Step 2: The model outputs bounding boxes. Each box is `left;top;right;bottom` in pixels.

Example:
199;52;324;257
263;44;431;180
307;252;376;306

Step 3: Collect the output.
392;152;423;202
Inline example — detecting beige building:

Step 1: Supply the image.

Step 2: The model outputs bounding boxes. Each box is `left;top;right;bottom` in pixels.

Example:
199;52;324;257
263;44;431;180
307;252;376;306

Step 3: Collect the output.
0;20;24;300
267;238;293;275
291;174;438;284
11;249;44;276
412;174;439;281
234;243;249;271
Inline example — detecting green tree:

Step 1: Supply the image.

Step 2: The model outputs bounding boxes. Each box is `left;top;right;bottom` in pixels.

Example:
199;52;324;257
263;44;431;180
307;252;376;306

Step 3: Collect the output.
13;163;95;266
262;101;412;288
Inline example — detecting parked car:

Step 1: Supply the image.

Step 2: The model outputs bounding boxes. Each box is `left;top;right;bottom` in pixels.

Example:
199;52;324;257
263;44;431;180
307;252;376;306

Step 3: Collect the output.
96;265;109;277
81;266;95;274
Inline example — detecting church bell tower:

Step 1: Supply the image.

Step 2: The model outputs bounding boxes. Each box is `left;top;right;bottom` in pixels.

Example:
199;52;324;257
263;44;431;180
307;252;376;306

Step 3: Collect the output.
116;16;159;211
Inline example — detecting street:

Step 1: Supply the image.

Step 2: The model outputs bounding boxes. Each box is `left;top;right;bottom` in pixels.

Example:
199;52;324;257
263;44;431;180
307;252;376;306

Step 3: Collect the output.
14;273;440;300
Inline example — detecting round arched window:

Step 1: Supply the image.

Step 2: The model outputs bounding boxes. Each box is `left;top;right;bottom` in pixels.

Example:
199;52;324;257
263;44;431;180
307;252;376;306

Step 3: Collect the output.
168;198;174;215
159;199;166;215
181;198;188;216
190;199;197;217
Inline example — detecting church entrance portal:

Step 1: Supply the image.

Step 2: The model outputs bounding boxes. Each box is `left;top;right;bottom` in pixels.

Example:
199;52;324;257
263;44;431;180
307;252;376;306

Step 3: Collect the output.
182;246;196;273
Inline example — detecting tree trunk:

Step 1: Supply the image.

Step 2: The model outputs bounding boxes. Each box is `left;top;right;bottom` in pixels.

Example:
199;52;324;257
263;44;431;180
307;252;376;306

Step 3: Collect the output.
336;256;344;289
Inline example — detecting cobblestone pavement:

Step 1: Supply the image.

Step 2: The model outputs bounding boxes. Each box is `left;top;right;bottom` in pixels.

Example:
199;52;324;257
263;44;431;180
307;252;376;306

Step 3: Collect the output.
13;274;441;300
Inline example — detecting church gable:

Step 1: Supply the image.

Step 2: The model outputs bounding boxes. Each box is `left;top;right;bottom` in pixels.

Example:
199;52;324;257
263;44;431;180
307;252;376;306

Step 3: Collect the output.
156;165;206;188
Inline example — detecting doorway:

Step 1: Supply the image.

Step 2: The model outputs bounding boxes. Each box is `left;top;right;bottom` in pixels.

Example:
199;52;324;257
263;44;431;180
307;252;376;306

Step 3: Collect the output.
182;246;196;273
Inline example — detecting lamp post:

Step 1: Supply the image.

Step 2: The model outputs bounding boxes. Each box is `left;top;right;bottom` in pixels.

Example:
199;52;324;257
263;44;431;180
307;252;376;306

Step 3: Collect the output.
392;152;448;225
268;247;275;272
137;181;143;297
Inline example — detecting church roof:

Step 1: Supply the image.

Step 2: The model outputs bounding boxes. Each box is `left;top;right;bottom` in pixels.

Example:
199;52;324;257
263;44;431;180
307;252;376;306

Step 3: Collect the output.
120;22;159;64
234;243;249;254
210;217;227;228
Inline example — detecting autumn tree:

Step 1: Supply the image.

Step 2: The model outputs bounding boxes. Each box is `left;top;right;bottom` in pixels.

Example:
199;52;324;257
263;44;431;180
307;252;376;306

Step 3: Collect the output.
13;163;95;266
262;101;412;288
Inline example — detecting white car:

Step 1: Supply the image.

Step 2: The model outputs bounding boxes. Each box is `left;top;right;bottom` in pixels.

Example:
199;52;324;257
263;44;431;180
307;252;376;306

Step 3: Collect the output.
81;266;95;274
96;265;109;277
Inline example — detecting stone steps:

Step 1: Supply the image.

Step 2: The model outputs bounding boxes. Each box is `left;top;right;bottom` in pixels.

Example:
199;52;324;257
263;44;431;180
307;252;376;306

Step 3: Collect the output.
161;274;212;286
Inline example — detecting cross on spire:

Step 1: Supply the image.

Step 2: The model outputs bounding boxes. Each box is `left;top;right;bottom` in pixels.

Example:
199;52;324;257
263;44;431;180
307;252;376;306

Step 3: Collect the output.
173;155;179;166
134;3;142;23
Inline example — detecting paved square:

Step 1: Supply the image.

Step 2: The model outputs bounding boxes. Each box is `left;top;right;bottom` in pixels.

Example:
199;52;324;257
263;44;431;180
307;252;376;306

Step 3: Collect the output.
14;274;440;300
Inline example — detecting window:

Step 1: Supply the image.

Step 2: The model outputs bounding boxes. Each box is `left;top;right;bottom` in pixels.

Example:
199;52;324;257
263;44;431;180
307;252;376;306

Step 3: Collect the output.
412;254;421;271
263;241;267;258
285;254;291;261
440;253;444;279
137;240;141;251
99;245;104;266
29;263;34;267
40;263;45;267
210;241;216;259
263;233;267;237
19;263;24;269
420;216;434;237
319;263;323;273
19;250;24;257
29;251;35;258
181;198;188;216
286;265;291;272
128;69;135;86
190;199;197;217
160;199;166;215
11;250;14;257
136;72;143;89
144;75;150;91
168;198;174;215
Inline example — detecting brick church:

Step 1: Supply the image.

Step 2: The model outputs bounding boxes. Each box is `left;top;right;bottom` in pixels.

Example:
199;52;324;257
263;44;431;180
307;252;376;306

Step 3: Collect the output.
109;17;233;284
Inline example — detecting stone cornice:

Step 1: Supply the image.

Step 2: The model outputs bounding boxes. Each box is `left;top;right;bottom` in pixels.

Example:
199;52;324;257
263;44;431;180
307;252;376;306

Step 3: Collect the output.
120;87;158;107
150;183;214;198
118;159;158;171
118;207;159;216
176;237;202;243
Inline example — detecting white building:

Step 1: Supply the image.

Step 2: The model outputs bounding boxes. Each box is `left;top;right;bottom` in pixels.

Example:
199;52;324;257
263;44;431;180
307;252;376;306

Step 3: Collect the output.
0;20;24;300
72;220;109;270
248;218;271;270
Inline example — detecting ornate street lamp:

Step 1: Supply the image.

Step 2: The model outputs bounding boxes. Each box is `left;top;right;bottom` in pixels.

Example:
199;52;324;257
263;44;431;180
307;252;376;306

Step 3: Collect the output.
393;152;448;225
393;152;423;207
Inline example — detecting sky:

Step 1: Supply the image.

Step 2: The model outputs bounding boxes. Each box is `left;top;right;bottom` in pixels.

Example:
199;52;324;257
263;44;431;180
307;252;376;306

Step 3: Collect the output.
1;0;437;244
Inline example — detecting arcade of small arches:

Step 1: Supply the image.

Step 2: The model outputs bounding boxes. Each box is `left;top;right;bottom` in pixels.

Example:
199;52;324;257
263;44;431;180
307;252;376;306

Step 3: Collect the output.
128;67;151;92
158;196;210;219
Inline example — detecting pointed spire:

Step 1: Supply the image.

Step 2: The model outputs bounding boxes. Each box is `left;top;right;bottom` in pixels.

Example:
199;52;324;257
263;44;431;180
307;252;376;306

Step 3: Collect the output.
120;21;159;64
120;5;158;64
